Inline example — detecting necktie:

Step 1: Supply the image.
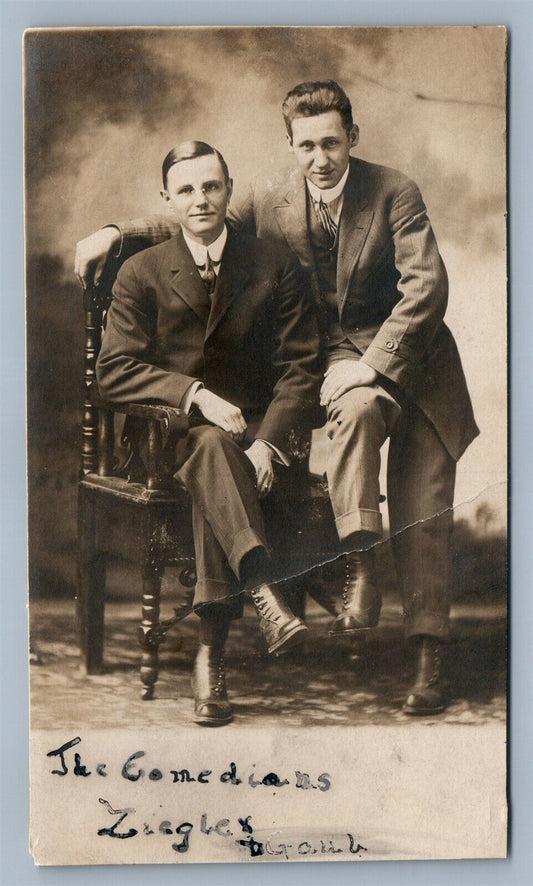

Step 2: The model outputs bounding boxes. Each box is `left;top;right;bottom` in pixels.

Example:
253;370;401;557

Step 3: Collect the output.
200;251;216;296
315;198;337;246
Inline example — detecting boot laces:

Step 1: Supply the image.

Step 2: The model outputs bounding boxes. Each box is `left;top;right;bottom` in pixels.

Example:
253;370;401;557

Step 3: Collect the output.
207;654;225;697
342;560;356;608
196;647;226;698
212;661;225;696
252;591;281;623
422;641;440;687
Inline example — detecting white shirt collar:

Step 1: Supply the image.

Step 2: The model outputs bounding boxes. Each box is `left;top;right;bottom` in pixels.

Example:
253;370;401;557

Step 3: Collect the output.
306;164;350;205
182;224;228;266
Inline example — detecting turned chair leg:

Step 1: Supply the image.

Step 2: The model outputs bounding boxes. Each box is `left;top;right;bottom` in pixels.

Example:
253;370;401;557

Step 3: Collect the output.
77;553;106;674
77;491;106;674
138;563;164;700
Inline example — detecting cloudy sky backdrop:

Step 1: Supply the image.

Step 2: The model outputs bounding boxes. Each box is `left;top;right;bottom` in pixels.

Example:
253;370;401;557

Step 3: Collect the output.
24;27;507;582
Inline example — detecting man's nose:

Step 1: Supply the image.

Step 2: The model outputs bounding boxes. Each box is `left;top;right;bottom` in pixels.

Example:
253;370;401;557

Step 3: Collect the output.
315;148;329;168
194;189;209;206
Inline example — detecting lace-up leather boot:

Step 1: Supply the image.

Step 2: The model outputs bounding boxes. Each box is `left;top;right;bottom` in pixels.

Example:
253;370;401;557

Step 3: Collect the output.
329;549;381;635
250;584;308;654
191;643;233;726
403;636;445;715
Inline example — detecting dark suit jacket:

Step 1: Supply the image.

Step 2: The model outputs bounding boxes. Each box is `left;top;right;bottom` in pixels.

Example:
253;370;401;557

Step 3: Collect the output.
116;157;479;461
96;227;323;455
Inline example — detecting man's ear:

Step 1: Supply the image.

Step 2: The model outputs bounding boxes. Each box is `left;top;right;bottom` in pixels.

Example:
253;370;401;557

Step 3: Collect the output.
160;188;172;209
349;125;360;148
226;178;233;202
286;132;294;153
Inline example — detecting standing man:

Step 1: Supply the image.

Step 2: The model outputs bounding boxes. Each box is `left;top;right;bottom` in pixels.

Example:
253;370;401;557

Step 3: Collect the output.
77;82;478;715
96;140;323;726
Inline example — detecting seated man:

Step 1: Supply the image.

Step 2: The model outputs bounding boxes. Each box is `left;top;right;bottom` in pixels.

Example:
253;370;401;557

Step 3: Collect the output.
96;140;323;726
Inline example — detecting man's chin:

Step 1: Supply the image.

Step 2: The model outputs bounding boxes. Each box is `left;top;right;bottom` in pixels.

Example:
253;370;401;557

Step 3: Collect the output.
184;219;225;244
311;174;340;189
188;221;218;236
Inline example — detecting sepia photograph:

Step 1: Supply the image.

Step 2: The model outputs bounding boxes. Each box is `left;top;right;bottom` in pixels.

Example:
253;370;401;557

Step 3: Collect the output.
25;25;507;864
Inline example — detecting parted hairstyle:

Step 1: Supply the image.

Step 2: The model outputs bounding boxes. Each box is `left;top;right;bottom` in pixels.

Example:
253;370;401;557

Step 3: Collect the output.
281;80;354;138
162;140;230;189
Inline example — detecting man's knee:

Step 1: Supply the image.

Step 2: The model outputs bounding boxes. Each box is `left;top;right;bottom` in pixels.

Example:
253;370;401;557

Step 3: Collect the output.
188;424;228;449
186;424;241;458
180;424;236;469
327;385;398;437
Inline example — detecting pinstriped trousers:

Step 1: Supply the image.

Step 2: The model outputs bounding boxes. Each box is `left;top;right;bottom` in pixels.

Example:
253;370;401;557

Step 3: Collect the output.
177;425;269;616
326;385;456;639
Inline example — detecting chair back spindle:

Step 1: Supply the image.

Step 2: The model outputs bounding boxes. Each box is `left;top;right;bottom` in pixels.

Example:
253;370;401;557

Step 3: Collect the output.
81;284;113;477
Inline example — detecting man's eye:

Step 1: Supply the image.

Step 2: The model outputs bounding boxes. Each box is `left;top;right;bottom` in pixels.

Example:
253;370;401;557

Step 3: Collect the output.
178;187;193;195
204;183;220;192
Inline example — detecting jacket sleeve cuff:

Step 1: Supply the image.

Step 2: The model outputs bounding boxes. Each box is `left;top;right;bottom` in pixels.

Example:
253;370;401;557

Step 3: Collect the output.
361;344;413;388
180;381;203;413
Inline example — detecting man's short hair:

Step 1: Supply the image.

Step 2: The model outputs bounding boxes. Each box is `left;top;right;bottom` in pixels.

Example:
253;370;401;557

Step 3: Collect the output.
162;140;230;189
282;81;354;138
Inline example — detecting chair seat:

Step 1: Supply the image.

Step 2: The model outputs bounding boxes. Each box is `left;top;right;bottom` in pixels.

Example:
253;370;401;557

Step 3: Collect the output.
80;468;338;572
80;474;195;567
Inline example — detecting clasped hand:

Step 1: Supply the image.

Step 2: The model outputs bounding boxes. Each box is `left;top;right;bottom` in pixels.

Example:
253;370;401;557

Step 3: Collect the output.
320;359;378;406
192;389;247;441
192;389;273;497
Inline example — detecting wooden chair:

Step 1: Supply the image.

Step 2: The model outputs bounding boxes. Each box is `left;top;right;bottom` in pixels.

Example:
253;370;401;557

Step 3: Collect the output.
77;273;340;699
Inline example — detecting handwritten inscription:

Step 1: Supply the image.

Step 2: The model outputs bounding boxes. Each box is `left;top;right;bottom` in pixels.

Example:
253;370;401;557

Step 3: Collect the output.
47;737;331;791
45;738;363;860
96;802;368;859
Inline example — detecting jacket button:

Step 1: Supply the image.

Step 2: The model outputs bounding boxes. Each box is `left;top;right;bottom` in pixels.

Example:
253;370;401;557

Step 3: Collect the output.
386;340;395;350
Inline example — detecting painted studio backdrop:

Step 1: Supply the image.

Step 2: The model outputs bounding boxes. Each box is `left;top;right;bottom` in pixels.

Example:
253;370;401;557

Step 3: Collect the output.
26;27;506;613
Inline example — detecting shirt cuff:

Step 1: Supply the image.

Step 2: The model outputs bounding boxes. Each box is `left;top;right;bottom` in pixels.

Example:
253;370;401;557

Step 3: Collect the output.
256;439;290;466
181;381;203;413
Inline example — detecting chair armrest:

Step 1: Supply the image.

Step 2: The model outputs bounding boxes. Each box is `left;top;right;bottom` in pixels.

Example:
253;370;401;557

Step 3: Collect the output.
90;389;189;439
89;389;189;488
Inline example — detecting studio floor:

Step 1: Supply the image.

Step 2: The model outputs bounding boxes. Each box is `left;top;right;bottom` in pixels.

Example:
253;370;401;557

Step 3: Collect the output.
29;587;507;731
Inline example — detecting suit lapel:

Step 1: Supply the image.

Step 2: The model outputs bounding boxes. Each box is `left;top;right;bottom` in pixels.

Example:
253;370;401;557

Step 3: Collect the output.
205;230;251;340
273;172;323;303
169;230;211;326
337;159;374;316
272;163;374;312
273;175;315;272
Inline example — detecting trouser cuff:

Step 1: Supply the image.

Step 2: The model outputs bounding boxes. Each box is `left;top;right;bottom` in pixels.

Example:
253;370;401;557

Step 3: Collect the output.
335;508;383;542
405;613;450;641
